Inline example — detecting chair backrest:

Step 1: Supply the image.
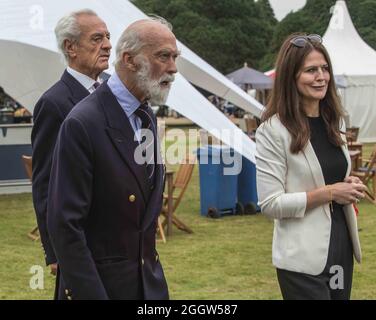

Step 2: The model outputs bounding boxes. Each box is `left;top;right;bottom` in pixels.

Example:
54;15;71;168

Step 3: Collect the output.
170;156;196;212
22;155;32;181
198;129;221;146
174;157;195;188
245;117;258;133
364;144;376;184
346;127;360;144
157;122;166;141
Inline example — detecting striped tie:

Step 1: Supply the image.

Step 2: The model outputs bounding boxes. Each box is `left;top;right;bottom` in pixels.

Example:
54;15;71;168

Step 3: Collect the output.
134;103;156;186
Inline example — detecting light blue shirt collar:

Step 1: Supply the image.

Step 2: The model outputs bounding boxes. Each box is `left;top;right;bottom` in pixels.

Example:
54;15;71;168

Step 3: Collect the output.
107;71;141;117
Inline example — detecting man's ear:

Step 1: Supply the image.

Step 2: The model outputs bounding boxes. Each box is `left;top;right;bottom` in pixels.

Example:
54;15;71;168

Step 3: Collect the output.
64;39;77;59
123;52;137;71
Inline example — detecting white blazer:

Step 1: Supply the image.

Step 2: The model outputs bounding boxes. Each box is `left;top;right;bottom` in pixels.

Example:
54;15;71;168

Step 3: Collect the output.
255;115;361;275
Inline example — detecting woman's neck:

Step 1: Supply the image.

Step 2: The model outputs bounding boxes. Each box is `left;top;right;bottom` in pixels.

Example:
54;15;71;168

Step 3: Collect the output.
303;101;320;117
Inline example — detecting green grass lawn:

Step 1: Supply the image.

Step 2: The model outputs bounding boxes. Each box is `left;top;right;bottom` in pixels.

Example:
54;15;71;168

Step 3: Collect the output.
0;137;375;300
1;170;375;300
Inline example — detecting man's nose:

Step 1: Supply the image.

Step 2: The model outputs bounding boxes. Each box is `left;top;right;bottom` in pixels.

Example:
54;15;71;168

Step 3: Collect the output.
167;58;177;74
102;37;112;51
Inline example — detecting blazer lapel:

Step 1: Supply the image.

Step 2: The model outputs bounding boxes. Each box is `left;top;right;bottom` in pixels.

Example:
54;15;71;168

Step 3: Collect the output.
61;70;90;105
98;83;150;203
303;142;331;219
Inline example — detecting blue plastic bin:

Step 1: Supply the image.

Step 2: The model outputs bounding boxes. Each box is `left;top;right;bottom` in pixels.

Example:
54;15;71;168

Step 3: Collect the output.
196;145;239;218
237;156;260;214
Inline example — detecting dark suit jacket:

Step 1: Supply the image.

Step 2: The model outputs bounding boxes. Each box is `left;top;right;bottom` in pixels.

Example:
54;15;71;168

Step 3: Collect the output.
47;82;168;300
31;70;90;265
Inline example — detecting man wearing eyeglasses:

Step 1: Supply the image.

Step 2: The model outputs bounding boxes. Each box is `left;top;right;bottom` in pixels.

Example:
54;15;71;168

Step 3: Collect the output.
31;9;111;288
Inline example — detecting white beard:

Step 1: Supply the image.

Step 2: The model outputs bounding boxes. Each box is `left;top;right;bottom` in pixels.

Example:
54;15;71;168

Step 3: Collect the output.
135;56;175;105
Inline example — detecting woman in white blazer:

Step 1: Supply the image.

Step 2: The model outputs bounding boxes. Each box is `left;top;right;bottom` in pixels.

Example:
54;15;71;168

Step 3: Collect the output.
256;33;367;300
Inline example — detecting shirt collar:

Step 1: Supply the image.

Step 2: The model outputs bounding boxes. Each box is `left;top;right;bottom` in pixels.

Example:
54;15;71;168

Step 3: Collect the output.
107;71;141;117
66;67;99;91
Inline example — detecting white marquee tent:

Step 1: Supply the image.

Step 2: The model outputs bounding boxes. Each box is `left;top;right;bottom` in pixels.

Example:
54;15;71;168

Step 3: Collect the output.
323;0;376;142
0;0;265;163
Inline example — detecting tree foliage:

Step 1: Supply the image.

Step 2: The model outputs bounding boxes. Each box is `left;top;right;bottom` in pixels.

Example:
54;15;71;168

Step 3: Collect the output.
269;0;376;68
132;0;276;73
131;0;376;73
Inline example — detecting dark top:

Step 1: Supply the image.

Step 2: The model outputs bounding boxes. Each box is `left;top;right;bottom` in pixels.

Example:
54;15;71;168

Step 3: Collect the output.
308;115;347;189
308;115;353;270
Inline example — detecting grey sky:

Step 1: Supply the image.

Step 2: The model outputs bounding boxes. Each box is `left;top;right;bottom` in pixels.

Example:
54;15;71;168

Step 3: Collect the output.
268;0;307;21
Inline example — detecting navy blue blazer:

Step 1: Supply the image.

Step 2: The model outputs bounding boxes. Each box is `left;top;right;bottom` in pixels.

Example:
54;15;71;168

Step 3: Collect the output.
31;70;90;265
47;82;168;300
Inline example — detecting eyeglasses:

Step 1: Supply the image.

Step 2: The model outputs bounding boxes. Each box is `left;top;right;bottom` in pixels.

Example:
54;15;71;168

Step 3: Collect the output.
290;34;322;48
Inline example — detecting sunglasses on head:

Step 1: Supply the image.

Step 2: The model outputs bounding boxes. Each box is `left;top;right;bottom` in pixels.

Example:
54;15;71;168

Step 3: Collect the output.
290;34;322;48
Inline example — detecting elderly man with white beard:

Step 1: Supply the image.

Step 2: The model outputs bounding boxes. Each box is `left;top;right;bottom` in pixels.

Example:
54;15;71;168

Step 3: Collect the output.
47;17;178;300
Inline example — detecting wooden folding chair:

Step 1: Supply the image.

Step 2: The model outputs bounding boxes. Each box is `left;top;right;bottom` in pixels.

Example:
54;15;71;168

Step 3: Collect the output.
160;156;196;235
21;155;40;241
156;216;166;243
245;117;258;136
198;129;221;146
157;122;166;141
346;127;360;145
351;144;376;204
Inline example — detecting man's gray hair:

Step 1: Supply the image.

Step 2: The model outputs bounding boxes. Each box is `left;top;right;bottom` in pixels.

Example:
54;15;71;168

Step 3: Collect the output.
55;9;98;61
115;16;172;69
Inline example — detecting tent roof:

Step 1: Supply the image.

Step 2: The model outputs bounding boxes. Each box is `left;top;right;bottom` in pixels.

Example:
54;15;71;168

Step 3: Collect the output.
323;0;376;76
227;63;273;89
0;0;264;117
0;0;259;162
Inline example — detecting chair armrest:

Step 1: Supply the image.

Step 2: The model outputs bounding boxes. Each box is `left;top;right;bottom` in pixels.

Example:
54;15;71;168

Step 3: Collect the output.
163;194;178;200
351;171;365;177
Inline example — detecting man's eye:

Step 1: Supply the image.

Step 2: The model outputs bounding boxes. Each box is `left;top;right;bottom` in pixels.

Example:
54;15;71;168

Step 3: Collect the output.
156;52;179;62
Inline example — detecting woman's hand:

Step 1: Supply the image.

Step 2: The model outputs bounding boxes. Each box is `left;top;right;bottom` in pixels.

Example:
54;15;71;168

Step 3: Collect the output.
344;176;362;184
331;181;367;205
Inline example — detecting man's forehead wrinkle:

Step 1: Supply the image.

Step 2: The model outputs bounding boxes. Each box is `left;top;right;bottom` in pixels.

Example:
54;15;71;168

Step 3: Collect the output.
77;15;107;35
129;20;176;50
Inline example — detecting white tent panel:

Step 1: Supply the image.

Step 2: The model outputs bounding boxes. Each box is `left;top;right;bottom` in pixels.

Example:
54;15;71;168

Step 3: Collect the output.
0;0;264;117
176;45;264;117
341;76;376;143
170;74;256;163
0;40;63;110
323;1;376;76
0;0;258;162
323;0;376;142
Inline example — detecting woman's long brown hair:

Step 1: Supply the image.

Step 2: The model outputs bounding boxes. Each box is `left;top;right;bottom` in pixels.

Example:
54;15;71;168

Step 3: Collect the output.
262;33;345;154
